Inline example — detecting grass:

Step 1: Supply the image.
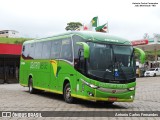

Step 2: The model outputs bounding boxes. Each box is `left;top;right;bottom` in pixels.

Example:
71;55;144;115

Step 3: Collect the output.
0;37;32;44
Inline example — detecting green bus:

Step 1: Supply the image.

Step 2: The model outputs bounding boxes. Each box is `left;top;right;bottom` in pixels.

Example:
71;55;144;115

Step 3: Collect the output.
19;31;145;103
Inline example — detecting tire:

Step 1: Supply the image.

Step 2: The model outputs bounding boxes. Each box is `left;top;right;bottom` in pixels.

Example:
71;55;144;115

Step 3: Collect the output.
63;83;74;103
28;78;36;94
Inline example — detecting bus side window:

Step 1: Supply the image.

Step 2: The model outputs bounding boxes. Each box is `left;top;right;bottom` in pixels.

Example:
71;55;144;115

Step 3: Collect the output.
34;42;43;59
22;44;30;59
28;43;35;59
72;35;86;72
72;35;85;59
51;40;62;59
42;41;52;59
22;45;25;52
60;39;73;62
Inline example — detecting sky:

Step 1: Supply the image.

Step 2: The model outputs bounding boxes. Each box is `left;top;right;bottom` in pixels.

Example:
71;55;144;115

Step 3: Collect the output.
0;0;160;40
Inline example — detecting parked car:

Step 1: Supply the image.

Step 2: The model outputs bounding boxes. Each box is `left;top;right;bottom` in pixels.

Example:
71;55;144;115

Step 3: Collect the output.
144;68;160;77
136;67;145;77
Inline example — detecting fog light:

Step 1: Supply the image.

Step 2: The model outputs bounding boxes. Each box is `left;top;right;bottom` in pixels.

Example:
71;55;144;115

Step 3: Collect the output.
130;95;134;99
128;87;135;91
88;92;94;97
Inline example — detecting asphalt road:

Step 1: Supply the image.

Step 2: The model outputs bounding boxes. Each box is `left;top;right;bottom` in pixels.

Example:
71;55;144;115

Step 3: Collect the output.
0;77;160;120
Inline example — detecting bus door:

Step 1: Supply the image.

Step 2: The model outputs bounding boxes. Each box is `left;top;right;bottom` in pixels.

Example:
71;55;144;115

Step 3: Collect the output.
75;49;86;97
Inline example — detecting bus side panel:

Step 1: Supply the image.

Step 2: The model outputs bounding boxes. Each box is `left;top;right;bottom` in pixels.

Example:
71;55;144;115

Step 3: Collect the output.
29;60;51;89
75;72;95;100
19;59;30;86
19;60;24;85
57;60;77;95
49;60;59;91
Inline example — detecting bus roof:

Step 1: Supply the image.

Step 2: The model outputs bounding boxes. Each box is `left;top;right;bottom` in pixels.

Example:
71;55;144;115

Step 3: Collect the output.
23;31;131;45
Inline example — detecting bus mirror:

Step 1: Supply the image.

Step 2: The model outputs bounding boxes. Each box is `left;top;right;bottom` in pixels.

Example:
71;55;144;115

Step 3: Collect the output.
76;42;90;58
134;47;145;64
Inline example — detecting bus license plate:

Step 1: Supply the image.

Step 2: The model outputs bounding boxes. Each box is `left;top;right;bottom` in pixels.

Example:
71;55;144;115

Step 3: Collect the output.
108;97;117;101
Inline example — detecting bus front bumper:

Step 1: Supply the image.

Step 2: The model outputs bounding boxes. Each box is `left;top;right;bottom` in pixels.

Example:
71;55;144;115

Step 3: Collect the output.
72;90;135;102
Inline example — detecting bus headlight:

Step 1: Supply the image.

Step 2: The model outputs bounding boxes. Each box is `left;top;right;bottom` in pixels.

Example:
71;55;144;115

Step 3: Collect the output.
80;79;98;89
89;84;98;89
128;87;135;91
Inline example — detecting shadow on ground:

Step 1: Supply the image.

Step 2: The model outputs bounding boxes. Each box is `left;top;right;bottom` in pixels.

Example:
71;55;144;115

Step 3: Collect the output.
24;90;127;109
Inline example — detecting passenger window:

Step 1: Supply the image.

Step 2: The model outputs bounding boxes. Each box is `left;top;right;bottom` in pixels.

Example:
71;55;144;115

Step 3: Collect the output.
22;44;29;58
42;41;52;59
72;35;85;59
28;43;35;59
51;40;62;59
60;38;73;62
34;42;43;59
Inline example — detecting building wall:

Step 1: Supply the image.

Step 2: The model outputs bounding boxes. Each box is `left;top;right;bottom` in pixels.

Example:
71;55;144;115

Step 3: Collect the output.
0;30;19;38
0;55;20;84
8;31;19;38
0;44;22;84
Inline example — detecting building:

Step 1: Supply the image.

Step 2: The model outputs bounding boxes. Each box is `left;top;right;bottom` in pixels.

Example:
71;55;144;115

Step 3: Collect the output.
0;43;22;84
131;35;160;68
0;30;19;38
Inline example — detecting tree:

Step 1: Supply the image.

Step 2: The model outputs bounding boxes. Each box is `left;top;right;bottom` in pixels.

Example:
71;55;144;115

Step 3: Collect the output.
65;22;82;31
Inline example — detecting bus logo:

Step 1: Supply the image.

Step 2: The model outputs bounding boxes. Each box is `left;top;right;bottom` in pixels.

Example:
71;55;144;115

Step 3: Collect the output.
112;90;116;93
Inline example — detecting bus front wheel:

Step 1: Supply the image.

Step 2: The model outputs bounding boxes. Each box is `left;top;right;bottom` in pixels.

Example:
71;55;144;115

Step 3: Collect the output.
28;78;36;94
63;83;74;103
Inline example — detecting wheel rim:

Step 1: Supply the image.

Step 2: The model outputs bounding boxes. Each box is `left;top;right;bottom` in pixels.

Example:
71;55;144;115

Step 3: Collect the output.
66;87;71;100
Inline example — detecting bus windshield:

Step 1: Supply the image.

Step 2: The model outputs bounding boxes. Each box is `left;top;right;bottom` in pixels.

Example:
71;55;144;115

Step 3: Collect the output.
87;42;135;83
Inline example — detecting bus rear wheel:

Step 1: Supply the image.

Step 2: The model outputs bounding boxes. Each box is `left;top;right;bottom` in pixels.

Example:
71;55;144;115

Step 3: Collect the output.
63;83;74;103
28;78;36;94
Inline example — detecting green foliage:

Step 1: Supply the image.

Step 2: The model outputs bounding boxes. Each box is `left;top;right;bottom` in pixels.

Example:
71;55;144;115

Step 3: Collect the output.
65;22;82;31
145;50;160;61
0;37;31;44
135;50;160;61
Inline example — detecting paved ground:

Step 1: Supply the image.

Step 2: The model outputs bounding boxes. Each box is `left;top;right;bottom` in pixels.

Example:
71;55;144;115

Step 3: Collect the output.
0;77;160;120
